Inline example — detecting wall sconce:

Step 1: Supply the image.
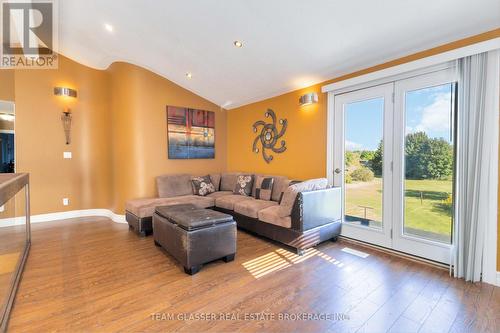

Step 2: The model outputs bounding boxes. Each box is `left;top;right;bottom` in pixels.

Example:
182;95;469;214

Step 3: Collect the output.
54;87;77;98
299;92;318;106
54;87;77;144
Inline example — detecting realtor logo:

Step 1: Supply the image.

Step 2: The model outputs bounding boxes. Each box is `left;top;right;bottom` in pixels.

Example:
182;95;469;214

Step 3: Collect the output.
1;0;58;69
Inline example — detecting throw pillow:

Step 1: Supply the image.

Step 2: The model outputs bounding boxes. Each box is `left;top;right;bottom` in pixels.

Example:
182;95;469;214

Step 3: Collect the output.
255;176;274;200
234;174;254;196
278;178;328;217
278;180;302;204
191;175;216;196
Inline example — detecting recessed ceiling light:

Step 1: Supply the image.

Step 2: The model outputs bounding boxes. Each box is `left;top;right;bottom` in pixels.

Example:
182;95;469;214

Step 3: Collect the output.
233;40;243;48
104;23;114;33
186;72;193;79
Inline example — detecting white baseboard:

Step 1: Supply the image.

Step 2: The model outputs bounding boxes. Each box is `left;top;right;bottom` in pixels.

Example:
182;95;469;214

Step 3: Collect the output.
0;209;126;227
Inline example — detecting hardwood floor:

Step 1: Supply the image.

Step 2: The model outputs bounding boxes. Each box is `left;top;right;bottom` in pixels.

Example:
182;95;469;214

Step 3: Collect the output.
6;217;500;332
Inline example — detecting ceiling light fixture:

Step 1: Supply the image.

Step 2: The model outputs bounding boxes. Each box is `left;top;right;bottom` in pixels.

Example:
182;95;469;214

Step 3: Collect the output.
233;40;243;48
186;72;193;79
104;23;114;33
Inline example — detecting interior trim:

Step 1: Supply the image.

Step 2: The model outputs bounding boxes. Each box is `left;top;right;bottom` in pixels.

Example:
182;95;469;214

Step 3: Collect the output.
0;209;126;227
339;236;450;271
322;37;500;93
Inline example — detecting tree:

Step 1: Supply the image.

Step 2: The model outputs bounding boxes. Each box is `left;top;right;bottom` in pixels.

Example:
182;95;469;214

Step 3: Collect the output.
405;132;430;179
351;167;374;182
360;150;375;162
371;141;383;176
405;132;453;179
345;151;360;168
421;138;453;179
369;133;453;180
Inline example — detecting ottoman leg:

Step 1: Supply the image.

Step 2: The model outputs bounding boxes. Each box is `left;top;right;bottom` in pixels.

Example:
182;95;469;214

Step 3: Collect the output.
223;254;235;263
154;240;161;247
184;265;202;275
296;248;306;256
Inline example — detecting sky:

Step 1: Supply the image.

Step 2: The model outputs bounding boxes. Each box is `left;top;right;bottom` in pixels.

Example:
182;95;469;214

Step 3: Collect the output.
345;83;454;151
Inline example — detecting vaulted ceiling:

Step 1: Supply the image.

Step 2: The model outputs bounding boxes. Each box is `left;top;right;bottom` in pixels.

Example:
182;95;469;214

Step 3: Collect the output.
60;0;500;108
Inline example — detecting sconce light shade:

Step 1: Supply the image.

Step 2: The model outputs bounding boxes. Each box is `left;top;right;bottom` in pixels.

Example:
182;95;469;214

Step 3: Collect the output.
54;87;77;98
299;92;318;106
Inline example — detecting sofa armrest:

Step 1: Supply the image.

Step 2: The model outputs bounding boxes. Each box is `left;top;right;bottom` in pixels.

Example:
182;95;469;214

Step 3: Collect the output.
290;187;342;231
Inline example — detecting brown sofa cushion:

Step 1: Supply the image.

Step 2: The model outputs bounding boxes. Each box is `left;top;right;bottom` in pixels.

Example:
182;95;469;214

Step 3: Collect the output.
234;199;278;218
215;194;254;210
126;195;214;218
258;206;292;228
210;174;221;191
156;174;193;198
206;191;234;199
220;172;241;191
250;173;262;197
271;176;291;202
278;178;328;218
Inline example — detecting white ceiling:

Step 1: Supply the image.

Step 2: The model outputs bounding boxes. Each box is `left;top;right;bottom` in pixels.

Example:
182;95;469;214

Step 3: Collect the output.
60;0;500;109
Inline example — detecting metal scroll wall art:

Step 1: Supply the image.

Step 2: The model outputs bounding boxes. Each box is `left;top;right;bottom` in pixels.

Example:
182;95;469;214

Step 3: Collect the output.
252;109;287;163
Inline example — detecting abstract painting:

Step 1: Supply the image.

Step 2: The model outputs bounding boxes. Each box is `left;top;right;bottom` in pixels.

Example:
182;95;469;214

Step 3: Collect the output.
167;106;215;159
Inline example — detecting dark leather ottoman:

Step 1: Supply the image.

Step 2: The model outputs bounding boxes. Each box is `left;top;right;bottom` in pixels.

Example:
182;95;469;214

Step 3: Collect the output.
153;204;237;275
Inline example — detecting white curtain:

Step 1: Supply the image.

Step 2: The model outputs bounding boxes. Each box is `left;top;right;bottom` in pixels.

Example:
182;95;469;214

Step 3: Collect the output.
453;50;499;282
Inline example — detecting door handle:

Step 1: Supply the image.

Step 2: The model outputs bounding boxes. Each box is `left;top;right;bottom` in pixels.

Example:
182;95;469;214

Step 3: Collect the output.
334;168;342;174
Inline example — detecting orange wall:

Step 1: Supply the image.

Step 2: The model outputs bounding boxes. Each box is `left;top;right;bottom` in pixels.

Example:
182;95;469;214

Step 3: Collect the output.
0;70;15;101
227;85;325;180
108;62;227;213
227;29;500;269
5;56;226;215
14;56;113;214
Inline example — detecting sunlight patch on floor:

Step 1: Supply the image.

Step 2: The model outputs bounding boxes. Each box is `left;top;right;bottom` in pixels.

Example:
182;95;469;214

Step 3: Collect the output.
341;247;370;258
242;252;291;279
242;247;345;279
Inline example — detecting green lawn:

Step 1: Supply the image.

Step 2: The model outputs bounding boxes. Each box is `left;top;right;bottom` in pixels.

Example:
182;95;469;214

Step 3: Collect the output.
345;177;452;242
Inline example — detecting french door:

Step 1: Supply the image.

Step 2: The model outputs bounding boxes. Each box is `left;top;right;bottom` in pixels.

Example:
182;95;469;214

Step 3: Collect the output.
333;68;456;264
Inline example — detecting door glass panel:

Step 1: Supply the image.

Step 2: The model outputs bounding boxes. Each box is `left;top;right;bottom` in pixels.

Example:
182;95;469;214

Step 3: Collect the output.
404;83;454;243
344;98;384;229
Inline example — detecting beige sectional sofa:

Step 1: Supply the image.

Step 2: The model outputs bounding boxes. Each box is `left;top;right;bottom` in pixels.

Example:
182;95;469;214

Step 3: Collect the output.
126;172;342;254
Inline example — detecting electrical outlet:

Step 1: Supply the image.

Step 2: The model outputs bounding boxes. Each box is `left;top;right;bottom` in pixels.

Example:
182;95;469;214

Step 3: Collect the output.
63;198;69;206
0;205;4;212
63;152;72;159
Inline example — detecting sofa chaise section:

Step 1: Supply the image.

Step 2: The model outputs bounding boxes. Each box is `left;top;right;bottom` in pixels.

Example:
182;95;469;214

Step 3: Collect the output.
126;173;224;236
126;195;215;236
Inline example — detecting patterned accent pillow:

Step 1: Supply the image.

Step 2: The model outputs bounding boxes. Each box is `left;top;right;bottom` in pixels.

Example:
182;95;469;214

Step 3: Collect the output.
278;180;302;204
233;174;254;196
191;175;216;196
255;176;274;201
